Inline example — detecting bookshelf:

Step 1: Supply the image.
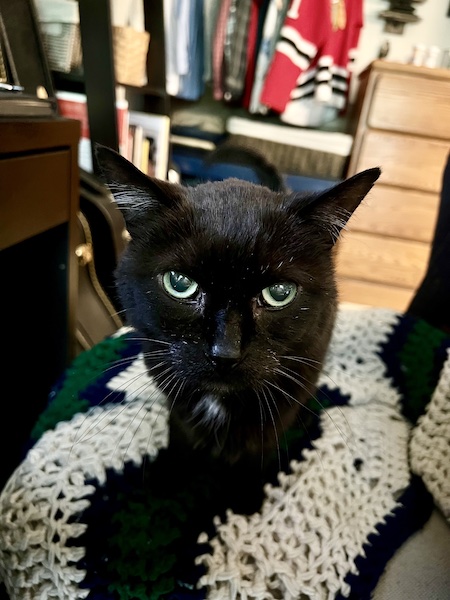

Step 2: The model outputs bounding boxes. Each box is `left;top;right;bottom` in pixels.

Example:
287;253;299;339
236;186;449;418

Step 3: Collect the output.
54;0;169;178
78;0;119;162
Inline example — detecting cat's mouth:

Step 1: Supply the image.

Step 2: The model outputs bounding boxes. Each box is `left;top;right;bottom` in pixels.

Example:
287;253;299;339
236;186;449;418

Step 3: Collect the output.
202;375;251;396
203;380;236;393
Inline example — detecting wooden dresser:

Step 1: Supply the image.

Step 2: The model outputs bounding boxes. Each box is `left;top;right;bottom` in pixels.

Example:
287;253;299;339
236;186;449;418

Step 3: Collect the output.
0;117;80;487
337;60;450;310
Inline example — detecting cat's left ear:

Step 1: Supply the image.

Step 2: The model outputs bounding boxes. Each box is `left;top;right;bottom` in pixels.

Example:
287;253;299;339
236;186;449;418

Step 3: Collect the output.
95;143;147;188
94;143;184;231
287;167;381;243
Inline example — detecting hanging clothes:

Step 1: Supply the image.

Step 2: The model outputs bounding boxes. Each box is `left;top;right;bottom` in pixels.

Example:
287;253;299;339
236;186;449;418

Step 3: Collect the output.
164;0;204;101
241;0;271;110
177;0;205;100
260;0;363;126
249;0;291;114
203;0;222;83
222;0;253;103
212;0;233;100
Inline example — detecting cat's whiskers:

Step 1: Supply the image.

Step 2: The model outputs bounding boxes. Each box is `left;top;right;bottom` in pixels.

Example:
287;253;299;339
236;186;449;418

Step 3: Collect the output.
63;342;172;440
277;365;343;416
279;361;356;441
263;377;331;472
261;383;283;472
118;392;152;470
122;364;182;464
142;350;170;361
274;367;313;395
114;363;181;467
255;389;266;471
273;366;355;451
73;348;172;448
152;365;175;387
293;408;327;474
109;308;128;320
263;378;318;417
70;365;151;448
279;364;319;381
72;368;165;456
282;354;366;396
127;336;172;346
166;376;187;421
280;355;322;368
143;371;189;477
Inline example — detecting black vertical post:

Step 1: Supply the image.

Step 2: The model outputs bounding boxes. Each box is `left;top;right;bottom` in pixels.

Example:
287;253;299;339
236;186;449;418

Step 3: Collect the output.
78;0;119;172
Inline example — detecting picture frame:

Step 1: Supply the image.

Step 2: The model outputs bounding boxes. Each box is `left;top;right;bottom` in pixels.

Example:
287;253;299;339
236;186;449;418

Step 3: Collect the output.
0;0;56;102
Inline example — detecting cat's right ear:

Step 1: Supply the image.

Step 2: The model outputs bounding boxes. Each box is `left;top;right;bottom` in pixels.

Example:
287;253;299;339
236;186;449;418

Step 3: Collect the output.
94;144;183;231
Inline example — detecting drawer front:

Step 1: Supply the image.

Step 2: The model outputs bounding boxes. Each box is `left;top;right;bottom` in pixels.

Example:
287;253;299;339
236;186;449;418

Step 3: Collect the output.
356;130;450;193
337;277;413;311
0;151;70;250
336;231;430;289
350;184;439;243
368;72;450;140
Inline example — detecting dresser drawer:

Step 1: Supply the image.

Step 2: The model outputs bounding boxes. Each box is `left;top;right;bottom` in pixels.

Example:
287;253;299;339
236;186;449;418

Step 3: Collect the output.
351;184;439;242
336;231;430;289
0;151;70;250
368;72;450;140
337;277;413;311
356;130;449;193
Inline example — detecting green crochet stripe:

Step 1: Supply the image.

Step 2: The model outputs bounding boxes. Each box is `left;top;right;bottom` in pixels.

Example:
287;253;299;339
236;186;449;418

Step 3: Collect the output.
106;493;186;600
399;319;447;424
103;458;219;600
31;335;128;442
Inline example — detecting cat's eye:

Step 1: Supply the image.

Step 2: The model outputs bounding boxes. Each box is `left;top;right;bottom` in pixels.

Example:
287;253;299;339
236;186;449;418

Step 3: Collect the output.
261;282;297;308
163;271;199;299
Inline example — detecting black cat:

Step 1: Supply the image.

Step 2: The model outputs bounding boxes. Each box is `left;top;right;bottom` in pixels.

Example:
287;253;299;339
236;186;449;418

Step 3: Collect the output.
96;145;379;466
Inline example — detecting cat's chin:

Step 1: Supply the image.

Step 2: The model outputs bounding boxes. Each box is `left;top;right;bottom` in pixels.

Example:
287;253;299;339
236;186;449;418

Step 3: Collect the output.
192;392;229;428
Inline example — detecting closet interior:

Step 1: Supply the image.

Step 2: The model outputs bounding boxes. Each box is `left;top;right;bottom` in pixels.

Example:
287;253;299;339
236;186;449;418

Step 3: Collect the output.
49;0;357;192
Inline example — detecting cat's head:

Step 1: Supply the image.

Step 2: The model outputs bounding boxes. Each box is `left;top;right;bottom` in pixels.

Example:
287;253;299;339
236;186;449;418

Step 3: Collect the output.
95;145;379;460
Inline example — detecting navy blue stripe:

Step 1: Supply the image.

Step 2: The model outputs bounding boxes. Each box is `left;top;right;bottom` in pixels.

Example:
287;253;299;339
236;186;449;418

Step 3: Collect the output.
336;475;433;600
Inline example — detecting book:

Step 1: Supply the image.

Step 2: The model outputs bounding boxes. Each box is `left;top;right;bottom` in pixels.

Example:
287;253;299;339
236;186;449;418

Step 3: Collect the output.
131;124;144;169
56;87;130;172
140;137;150;174
169;134;215;152
56;90;92;171
128;110;170;180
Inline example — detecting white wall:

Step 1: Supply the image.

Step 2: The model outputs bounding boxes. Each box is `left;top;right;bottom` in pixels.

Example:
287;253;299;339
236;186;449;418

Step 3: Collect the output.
351;0;450;99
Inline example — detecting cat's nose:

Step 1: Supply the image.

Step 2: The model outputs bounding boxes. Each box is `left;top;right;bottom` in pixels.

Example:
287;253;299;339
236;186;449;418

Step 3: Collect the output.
208;308;242;371
208;344;241;370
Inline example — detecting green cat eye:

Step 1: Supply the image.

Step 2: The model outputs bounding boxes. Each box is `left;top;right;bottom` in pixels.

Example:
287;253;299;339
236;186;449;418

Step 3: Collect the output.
261;282;297;308
163;271;199;299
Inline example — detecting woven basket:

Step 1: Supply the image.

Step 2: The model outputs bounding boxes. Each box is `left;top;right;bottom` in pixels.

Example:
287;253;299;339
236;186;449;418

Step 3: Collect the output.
113;26;150;87
41;22;82;73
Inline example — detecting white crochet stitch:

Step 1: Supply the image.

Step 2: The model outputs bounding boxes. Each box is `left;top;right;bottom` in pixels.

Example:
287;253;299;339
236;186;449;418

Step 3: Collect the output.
319;307;401;408
0;356;168;600
410;348;450;522
196;402;411;600
0;307;448;600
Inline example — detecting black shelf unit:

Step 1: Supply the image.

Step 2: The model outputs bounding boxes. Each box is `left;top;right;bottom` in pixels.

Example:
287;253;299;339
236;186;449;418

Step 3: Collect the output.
54;0;169;176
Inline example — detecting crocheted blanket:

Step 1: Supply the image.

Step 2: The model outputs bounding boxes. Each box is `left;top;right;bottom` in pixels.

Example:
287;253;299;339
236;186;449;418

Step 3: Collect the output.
1;307;449;600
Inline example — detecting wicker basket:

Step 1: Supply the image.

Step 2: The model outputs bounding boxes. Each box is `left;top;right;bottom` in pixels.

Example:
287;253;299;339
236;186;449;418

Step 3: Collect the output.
36;0;82;73
40;21;82;73
38;4;149;85
113;26;150;87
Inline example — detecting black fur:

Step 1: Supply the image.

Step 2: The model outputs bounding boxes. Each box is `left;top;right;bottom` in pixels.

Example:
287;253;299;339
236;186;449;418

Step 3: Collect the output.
95;144;380;464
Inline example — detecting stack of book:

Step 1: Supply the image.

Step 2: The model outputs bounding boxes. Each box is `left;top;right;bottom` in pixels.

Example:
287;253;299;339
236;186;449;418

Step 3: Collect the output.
57;86;170;179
